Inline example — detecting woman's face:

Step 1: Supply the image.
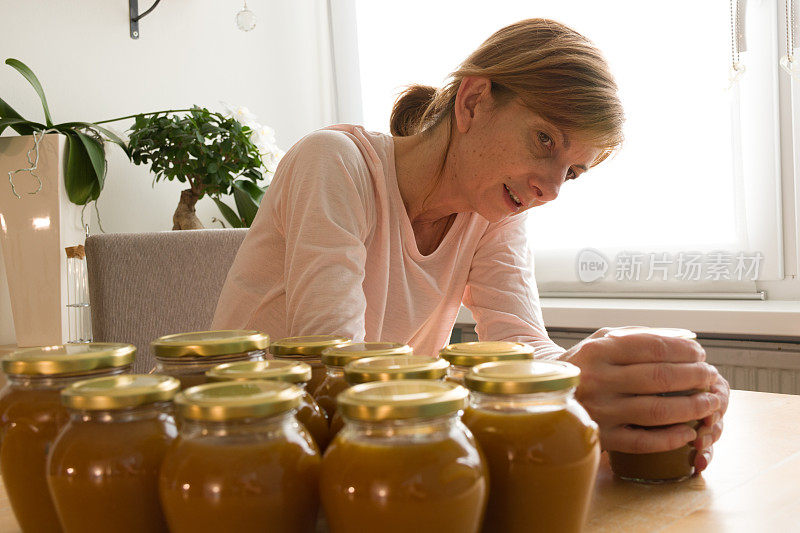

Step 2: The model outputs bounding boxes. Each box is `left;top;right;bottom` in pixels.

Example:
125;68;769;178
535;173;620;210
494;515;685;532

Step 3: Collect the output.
451;97;603;223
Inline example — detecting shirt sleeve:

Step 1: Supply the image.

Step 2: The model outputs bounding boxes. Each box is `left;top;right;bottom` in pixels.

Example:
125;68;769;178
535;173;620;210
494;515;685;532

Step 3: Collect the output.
462;212;565;360
276;130;374;341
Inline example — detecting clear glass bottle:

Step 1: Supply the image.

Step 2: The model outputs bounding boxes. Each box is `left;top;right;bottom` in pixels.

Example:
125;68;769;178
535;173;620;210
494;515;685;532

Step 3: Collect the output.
320;380;488;533
270;334;351;395
159;380;321;533
206;359;330;452
151;330;268;389
315;342;412;420
48;374;179;533
462;360;600;533
0;343;135;533
439;341;535;384
604;327;701;483
65;244;92;343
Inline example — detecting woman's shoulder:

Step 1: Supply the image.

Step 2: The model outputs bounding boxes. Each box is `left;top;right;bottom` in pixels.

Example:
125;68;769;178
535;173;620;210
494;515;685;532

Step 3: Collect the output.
292;127;360;153
268;126;386;224
277;125;391;203
288;125;388;169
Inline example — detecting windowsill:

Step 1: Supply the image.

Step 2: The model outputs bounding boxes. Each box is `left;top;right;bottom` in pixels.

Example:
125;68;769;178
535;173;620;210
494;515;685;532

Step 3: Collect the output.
457;298;800;339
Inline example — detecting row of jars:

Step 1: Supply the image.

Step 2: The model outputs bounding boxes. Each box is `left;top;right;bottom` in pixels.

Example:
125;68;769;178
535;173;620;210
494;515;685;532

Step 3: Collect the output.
0;328;699;533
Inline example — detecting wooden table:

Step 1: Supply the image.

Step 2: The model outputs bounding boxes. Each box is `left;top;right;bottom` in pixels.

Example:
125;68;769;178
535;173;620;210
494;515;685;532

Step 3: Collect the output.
1;390;798;532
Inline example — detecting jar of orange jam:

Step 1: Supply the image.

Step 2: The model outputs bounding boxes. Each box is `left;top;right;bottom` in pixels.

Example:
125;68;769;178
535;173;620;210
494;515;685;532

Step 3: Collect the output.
605;327;702;483
344;355;450;386
206;360;330;452
439;341;535;384
462;360;600;533
159;380;321;533
48;374;179;533
320;380;488;533
151;330;268;389
315;342;412;419
327;355;451;435
0;343;135;533
270;335;350;395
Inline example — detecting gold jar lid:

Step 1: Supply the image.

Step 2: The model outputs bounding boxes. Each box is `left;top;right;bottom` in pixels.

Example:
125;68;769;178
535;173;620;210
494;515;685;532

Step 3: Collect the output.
175;380;302;421
269;335;351;357
439;341;535;367
206;360;312;384
465;360;580;394
344;355;449;385
151;330;269;358
321;342;412;367
1;343;136;376
605;327;696;340
61;374;179;410
338;380;468;421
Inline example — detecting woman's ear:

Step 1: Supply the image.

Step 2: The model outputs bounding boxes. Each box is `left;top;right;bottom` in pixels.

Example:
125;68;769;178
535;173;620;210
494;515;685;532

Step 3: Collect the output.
453;76;493;134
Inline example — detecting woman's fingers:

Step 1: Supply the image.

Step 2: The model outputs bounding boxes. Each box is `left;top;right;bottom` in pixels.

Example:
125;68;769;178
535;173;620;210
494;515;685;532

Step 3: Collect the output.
603;361;719;395
608;392;721;427
569;330;731;466
710;374;731;416
694;445;714;474
589;334;706;366
602;423;698;454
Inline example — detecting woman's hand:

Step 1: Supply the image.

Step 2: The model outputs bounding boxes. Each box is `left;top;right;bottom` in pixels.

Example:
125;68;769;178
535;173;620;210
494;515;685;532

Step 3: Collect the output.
692;372;729;473
563;328;729;471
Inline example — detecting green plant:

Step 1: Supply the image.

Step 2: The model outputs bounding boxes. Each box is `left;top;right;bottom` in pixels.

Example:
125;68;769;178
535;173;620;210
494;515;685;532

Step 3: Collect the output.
126;107;272;230
1;58;279;230
0;58;127;208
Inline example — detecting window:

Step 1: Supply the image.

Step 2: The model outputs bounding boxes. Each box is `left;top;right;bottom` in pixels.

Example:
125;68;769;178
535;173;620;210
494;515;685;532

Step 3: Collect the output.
330;0;799;300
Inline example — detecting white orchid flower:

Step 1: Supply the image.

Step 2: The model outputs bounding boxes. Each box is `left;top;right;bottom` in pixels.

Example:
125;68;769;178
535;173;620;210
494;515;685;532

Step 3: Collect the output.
219;101;258;125
219;101;283;176
251;124;277;151
261;148;285;175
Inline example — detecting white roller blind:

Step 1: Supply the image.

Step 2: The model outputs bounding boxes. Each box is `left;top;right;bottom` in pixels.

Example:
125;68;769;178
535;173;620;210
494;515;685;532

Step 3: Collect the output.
342;0;785;294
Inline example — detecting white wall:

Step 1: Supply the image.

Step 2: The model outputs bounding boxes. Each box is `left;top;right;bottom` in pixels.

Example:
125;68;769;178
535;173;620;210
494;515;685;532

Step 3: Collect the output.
0;0;338;344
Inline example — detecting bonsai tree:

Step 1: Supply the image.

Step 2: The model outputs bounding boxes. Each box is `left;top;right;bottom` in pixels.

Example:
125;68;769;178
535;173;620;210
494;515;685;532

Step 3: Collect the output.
126;105;281;230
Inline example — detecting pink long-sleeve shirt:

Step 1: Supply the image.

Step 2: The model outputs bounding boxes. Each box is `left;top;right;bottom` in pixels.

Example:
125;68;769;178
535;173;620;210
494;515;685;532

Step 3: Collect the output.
211;125;564;359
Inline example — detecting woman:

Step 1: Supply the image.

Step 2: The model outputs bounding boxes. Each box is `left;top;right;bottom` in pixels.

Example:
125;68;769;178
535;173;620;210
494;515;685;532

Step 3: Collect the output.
213;19;728;472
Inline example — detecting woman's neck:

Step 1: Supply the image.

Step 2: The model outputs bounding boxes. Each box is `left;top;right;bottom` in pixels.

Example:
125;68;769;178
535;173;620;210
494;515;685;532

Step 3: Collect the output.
392;121;469;226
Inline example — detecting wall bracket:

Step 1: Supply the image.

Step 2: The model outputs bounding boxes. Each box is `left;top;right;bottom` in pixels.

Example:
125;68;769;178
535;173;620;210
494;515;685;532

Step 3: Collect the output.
129;0;162;39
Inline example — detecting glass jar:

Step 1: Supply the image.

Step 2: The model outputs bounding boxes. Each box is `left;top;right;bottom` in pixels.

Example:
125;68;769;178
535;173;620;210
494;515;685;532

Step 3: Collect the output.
439;341;535;384
48;374;179;533
159;380;321;533
321;380;488;533
206;359;330;452
151;330;268;389
270;335;351;396
315;342;412;420
604;327;701;483
462;360;600;533
329;355;450;435
0;343;135;533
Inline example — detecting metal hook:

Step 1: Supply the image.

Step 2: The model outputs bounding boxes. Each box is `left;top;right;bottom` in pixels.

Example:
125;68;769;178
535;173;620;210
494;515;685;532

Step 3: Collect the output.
129;0;163;39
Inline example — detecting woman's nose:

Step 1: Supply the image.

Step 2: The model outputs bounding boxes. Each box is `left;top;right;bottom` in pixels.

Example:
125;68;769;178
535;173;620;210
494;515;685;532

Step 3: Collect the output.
530;178;561;203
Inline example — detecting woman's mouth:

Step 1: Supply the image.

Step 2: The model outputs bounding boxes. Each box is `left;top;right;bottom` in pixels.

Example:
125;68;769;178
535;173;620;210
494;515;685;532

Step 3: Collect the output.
504;184;523;209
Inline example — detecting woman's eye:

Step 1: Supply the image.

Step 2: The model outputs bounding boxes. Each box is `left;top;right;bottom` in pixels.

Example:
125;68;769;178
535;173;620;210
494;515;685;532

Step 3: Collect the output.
566;168;577;180
537;131;553;149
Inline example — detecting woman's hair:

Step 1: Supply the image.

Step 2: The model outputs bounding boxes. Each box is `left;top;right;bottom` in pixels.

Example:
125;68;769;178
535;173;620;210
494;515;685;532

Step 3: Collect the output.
390;18;625;165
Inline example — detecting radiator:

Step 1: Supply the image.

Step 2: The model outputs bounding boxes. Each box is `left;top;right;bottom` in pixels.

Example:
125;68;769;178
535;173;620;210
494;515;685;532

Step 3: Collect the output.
451;325;800;395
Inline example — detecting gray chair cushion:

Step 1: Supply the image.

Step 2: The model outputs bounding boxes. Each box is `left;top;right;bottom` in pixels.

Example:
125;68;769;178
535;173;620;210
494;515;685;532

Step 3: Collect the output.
86;229;248;373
